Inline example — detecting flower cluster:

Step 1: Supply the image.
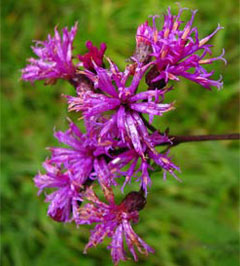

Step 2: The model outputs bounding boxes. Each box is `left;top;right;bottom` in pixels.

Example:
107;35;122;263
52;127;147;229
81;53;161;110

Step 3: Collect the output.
22;7;225;265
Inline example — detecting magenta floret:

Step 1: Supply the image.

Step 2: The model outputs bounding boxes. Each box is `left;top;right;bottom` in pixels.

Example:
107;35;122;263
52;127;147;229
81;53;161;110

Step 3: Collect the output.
135;8;226;90
77;186;154;265
22;23;78;83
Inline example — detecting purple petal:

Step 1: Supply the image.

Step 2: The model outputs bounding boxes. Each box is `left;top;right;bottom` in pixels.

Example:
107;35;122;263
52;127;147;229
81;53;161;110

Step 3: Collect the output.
125;112;143;156
130;102;174;116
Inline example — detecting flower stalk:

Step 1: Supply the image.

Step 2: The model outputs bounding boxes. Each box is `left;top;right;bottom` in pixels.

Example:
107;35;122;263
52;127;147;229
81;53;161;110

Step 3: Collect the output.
155;133;240;147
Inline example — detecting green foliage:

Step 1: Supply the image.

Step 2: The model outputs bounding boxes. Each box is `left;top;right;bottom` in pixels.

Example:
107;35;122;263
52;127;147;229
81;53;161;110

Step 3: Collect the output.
1;0;239;265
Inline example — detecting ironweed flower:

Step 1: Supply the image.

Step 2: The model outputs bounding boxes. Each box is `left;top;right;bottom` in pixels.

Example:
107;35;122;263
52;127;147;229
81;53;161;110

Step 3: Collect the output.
67;59;174;157
22;5;226;265
48;120;116;187
136;8;226;90
109;132;180;194
22;23;78;84
77;185;154;265
34;161;82;222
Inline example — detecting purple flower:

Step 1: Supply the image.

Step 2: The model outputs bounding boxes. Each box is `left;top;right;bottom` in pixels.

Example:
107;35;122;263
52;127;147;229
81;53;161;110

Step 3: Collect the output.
21;23;78;84
136;8;226;90
66;59;174;157
78;40;107;71
34;161;82;222
109;133;181;195
48;120;116;187
22;6;228;265
148;150;181;182
77;185;154;265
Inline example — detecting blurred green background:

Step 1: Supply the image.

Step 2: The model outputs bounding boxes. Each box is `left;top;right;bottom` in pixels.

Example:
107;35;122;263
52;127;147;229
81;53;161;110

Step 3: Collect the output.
1;0;239;265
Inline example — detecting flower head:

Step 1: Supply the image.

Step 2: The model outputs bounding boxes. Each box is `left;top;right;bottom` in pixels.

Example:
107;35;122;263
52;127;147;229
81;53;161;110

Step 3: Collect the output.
21;23;78;83
34;161;82;222
77;185;154;265
136;8;226;90
67;59;174;157
48;120;116;187
109;132;180;195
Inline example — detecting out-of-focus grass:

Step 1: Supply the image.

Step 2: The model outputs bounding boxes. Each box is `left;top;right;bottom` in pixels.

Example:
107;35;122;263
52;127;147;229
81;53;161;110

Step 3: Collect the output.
1;0;239;265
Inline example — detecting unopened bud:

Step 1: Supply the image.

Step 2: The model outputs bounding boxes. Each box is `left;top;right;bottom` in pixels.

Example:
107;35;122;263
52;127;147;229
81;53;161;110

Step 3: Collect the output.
121;191;146;212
